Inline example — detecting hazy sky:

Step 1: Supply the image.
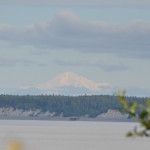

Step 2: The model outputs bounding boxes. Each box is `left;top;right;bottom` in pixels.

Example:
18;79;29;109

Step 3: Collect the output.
0;0;150;93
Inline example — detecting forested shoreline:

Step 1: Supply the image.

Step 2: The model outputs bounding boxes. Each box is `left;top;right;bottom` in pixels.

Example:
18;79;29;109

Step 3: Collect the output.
0;95;147;118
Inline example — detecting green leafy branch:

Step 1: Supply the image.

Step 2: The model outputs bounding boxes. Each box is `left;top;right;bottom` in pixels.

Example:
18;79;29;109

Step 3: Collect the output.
118;90;150;137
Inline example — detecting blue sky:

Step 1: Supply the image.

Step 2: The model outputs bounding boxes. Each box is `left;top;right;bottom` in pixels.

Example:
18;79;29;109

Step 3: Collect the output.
0;0;150;95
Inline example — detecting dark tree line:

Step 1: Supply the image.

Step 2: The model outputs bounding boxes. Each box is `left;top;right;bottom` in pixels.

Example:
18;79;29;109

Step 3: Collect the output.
0;94;147;117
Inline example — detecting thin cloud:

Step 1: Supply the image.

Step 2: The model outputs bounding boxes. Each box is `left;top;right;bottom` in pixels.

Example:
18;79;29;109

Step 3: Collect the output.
55;60;85;66
0;11;150;58
55;59;130;72
0;57;44;67
97;62;130;72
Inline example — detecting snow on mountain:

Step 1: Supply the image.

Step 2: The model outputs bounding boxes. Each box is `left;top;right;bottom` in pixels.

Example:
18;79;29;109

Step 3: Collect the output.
1;72;150;96
36;72;111;92
1;72;111;95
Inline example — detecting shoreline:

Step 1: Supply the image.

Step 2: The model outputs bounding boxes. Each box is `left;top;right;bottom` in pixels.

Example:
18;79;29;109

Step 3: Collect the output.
0;116;134;122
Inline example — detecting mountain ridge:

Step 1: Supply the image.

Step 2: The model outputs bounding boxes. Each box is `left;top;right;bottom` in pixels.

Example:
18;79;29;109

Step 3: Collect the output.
36;72;111;92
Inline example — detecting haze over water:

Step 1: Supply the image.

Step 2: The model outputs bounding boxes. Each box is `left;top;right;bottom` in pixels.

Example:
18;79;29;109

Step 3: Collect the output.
0;120;149;150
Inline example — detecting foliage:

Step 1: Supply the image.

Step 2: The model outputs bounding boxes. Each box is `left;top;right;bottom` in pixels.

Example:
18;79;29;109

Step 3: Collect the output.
0;95;122;117
118;90;150;137
0;94;147;118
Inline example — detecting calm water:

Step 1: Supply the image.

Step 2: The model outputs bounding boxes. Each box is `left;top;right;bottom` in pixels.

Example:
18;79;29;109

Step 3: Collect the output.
0;120;149;150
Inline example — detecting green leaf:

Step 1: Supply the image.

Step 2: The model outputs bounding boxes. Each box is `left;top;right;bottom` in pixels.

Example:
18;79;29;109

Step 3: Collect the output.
126;132;133;137
117;90;128;109
141;121;150;129
140;111;148;119
121;100;128;109
118;90;150;137
129;102;137;114
146;99;150;107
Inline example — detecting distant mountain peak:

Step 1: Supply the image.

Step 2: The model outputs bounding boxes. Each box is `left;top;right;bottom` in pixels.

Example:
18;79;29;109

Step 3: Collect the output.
36;72;111;92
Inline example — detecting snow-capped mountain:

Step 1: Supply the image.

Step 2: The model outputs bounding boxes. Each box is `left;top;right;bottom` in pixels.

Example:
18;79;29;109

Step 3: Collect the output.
1;72;149;96
36;72;111;92
0;72;112;95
